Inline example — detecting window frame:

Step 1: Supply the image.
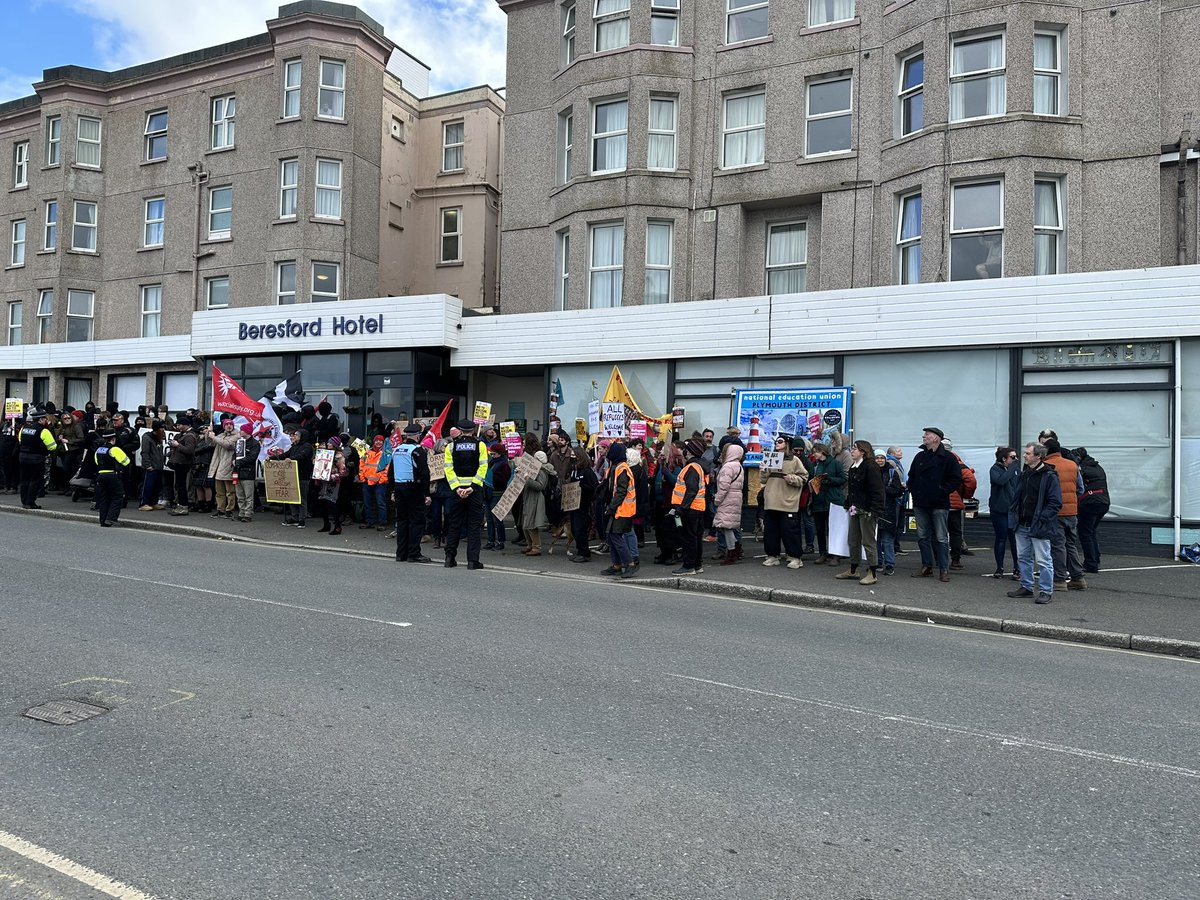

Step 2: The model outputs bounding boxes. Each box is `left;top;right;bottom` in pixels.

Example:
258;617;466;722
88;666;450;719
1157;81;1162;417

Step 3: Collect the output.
555;229;570;311
440;207;464;264
10;219;25;267
140;284;162;339
804;73;853;157
949;31;1007;123
144;197;165;248
593;0;631;52
205;276;230;310
949;177;1005;281
591;97;629;175
1033;29;1064;116
7;302;21;346
312;261;341;301
558;110;574;185
144;110;168;162
76;115;102;168
71;200;98;252
647;95;677;171
587;220;625;309
561;2;577;68
314;158;343;220
45;115;61;167
317;58;346;120
276;261;297;305
283;59;302;119
208;186;233;239
279;158;299;219
808;0;855;28
765;220;808;294
726;0;769;45
66;289;94;342
895;191;922;285
442;121;465;173
36;289;53;344
1034;176;1065;276
211;95;236;150
651;0;680;46
721;88;766;170
43;200;57;251
13;141;29;187
644;219;673;304
897;50;924;137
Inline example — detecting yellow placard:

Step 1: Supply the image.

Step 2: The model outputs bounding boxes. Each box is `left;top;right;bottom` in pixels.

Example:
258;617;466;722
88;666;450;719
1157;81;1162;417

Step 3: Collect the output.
263;459;302;505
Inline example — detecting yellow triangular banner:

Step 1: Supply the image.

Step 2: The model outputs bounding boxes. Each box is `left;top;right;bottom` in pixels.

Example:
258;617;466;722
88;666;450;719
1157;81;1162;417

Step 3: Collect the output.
602;366;674;442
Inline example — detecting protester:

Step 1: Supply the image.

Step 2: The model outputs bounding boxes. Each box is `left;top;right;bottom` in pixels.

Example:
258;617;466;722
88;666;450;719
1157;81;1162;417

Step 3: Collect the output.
906;427;961;583
1075;447;1110;573
358;435;390;530
989;447;1021;579
1007;443;1063;604
484;442;511;552
837;439;886;585
233;424;261;523
315;436;348;534
279;426;313;527
600;442;639;577
138;422;167;511
877;450;904;576
568;445;597;563
808;443;846;566
651;442;684;565
203;418;240;519
761;435;808;569
712;442;746;566
1043;438;1087;591
942;438;977;569
520;450;553;556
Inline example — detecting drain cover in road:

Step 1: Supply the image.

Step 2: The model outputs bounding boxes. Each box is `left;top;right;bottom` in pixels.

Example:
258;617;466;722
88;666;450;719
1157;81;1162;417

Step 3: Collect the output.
23;699;110;725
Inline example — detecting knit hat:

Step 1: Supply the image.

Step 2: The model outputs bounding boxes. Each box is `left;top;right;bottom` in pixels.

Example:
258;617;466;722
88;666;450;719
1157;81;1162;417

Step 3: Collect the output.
372;435;385;449
489;442;504;454
534;450;548;463
683;437;706;459
327;436;342;449
240;423;254;435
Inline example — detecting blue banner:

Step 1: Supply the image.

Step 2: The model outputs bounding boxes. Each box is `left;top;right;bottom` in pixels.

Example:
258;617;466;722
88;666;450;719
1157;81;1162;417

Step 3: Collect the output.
733;387;852;467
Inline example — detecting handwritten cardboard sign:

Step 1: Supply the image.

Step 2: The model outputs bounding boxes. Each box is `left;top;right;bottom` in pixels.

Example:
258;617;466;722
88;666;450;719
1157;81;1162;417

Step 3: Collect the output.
263;459;302;504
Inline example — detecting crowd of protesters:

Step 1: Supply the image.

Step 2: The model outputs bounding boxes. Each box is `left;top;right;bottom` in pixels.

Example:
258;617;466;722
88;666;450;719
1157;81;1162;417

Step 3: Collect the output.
2;399;1109;601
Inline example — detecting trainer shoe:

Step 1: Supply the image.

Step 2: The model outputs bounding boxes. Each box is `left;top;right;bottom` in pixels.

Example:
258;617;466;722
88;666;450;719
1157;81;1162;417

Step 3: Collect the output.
671;565;695;576
1035;592;1052;604
1067;578;1088;591
763;556;782;567
1007;587;1034;598
786;558;803;569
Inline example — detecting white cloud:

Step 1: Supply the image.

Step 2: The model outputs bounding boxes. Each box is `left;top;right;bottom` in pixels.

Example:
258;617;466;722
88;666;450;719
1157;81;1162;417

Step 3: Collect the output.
67;0;506;94
0;70;41;102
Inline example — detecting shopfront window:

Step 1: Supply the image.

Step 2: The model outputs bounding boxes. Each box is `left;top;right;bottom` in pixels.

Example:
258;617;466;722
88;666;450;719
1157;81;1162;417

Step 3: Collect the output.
300;353;350;426
1183;339;1200;521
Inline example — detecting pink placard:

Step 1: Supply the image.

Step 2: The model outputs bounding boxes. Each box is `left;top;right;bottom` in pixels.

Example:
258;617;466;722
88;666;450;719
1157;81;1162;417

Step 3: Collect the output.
629;421;647;440
504;433;523;458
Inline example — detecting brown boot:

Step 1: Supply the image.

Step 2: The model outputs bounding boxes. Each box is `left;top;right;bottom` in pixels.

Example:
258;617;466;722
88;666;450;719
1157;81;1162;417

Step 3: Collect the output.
859;569;878;585
734;542;744;560
815;554;830;565
719;549;738;566
834;568;858;580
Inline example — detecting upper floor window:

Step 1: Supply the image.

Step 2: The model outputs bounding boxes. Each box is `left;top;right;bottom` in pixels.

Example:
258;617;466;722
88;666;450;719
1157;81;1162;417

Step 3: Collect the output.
144;110;168;161
1034;177;1064;275
440;207;463;263
589;222;624;308
276;261;297;305
651;0;680;46
13;142;28;187
896;191;922;284
950;33;1005;122
555;230;570;310
45;116;61;167
43;201;56;251
144;197;165;248
206;276;230;309
11;220;26;267
950;178;1003;280
76;116;102;167
141;285;162;338
805;75;852;155
208;186;232;239
7;302;21;345
644;220;673;304
765;222;806;293
66;290;94;342
315;159;342;219
312;262;340;301
561;3;577;67
442;121;465;172
648;96;677;170
557;111;574;184
283;59;302;118
72;201;97;252
318;59;345;119
897;51;924;136
809;0;853;27
37;290;53;344
591;98;628;174
727;0;768;43
211;96;236;149
1034;30;1063;115
722;89;765;168
594;0;630;52
280;159;299;218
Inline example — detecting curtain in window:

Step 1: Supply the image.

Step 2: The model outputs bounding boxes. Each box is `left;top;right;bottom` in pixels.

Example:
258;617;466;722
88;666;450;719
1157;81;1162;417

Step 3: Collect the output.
316;161;341;218
1034;181;1059;228
724;94;765;165
810;0;853;25
1034;34;1057;69
644;223;671;304
727;2;768;42
594;102;628;170
1034;75;1058;115
596;18;630;50
647;99;675;168
900;194;922;241
595;0;628;14
768;224;805;267
590;225;623;308
66;379;91;410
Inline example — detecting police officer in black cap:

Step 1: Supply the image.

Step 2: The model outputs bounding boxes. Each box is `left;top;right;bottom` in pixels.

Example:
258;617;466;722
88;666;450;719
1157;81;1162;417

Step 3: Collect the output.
391;422;432;563
94;429;132;526
442;418;488;569
17;407;58;509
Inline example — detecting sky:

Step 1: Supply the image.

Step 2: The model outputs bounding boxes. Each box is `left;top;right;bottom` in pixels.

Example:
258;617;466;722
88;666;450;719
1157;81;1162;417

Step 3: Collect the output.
0;0;507;102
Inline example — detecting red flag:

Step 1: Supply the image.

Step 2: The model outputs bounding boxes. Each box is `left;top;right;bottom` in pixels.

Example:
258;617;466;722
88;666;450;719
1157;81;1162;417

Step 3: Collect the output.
211;364;263;421
421;399;454;449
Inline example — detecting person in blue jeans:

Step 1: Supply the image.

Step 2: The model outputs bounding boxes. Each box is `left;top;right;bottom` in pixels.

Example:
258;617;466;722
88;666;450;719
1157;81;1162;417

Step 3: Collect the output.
1007;443;1063;604
484;442;511;550
906;427;961;582
989;446;1021;578
358;435;390;530
876;450;904;575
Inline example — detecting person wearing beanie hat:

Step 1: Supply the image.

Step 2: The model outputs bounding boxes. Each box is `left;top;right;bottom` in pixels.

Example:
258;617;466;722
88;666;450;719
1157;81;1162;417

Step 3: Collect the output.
442;416;488;569
203;416;242;520
137;421;168;511
231;421;262;522
167;420;199;515
599;441;639;577
483;441;512;552
357;434;391;532
906;426;962;582
391;422;432;561
670;437;709;575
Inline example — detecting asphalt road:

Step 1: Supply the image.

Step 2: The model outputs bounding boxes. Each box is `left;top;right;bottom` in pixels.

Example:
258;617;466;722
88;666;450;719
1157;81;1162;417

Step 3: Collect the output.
2;517;1198;900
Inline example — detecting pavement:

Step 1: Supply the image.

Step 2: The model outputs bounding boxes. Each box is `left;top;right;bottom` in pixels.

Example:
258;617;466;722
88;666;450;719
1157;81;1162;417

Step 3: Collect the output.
4;490;1199;657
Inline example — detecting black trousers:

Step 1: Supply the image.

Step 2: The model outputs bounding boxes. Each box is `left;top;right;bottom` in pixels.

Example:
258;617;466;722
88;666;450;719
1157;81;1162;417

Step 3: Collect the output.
763;509;804;559
444;488;484;563
949;509;964;561
96;472;125;524
680;510;704;570
1078;504;1108;571
653;507;681;559
394;484;427;560
169;464;191;506
19;459;44;507
571;504;593;558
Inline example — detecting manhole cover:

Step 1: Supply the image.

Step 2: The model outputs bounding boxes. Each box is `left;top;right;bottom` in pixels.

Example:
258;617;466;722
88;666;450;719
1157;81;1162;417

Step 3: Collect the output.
23;699;110;725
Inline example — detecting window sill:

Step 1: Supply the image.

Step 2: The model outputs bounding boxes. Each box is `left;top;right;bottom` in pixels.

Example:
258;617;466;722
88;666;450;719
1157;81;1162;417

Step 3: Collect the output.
5;263;25;271
797;17;860;36
39;164;61;172
9;185;28;193
437;260;465;268
272;217;299;226
314;117;348;125
36;249;56;256
205;146;236;156
137;245;163;253
70;164;102;173
277;116;301;124
140;157;168;167
65;249;99;257
201;235;232;245
714;162;769;176
555;44;694;78
797;150;856;165
309;216;345;226
717;35;773;53
438;169;466;177
883;128;930;150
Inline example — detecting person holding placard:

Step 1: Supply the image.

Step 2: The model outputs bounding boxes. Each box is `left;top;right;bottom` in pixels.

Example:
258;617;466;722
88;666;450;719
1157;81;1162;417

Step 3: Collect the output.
761;435;809;569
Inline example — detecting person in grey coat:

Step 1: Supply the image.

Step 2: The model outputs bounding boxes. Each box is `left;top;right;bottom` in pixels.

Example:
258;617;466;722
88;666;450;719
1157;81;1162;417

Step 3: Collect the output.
1006;443;1063;605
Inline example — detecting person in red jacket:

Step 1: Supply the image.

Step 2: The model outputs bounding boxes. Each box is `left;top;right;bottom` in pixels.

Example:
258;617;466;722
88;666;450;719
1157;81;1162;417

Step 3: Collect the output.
943;438;977;570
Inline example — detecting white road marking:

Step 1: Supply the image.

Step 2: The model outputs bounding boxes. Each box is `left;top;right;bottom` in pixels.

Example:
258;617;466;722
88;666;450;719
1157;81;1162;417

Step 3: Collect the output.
666;673;1200;780
68;568;412;628
0;829;156;899
1091;564;1191;572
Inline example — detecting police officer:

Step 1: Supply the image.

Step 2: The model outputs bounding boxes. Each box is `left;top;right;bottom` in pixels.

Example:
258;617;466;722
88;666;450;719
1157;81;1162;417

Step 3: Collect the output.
94;429;132;526
18;407;58;509
442;418;488;569
391;423;432;563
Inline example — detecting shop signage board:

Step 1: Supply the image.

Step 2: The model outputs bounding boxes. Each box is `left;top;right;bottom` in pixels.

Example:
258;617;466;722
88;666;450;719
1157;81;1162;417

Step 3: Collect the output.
733;388;852;467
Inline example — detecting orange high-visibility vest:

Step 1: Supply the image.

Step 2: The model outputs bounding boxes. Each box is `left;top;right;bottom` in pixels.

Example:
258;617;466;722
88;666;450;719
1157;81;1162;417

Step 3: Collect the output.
671;461;707;512
613;461;637;519
358;449;388;485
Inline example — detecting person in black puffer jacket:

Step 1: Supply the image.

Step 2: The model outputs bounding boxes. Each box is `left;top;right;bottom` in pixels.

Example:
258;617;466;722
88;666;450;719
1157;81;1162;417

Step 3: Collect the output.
837;439;886;585
1074;447;1110;573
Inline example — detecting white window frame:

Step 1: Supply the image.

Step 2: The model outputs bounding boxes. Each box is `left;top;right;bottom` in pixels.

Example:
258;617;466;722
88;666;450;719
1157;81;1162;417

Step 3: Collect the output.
588;221;625;309
43;201;56;251
13;141;28;188
897;50;924;137
312;262;340;301
442;121;465;172
721;89;766;169
283;59;302;118
280;159;299;219
804;74;852;157
36;289;53;344
208;186;232;239
205;276;230;310
591;97;628;175
558;110;574;184
46;115;61;167
555;229;570;310
593;0;631;52
211;95;236;150
72;200;97;252
896;191;922;285
651;0;680;46
318;59;346;120
140;284;162;338
66;290;94;342
808;0;854;28
276;261;297;305
1033;29;1064;116
7;302;20;346
949;177;1004;281
765;221;808;293
1034;176;1064;276
644;220;673;304
315;159;342;220
726;0;769;44
647;96;677;171
561;2;577;68
76;116;102;168
440;207;463;263
143;197;165;249
144;110;168;161
949;31;1007;123
10;219;25;267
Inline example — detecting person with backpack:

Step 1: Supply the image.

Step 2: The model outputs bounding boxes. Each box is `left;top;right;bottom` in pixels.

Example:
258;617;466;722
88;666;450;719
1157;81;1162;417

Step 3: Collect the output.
943;438;977;570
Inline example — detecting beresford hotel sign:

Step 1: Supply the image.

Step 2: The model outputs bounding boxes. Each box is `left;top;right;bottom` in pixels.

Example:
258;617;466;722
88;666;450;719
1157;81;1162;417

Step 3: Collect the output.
237;313;384;342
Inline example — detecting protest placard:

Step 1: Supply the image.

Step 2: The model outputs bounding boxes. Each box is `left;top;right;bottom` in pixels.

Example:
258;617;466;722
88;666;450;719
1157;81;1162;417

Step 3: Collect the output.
516;452;543;480
629;421;647;440
499;420;518;437
601;402;625;437
587;400;601;434
504;433;523;458
312;448;335;481
263;459;302;504
560;480;582;512
759;451;784;471
429;453;446;481
4;398;22;420
490;473;525;522
574;418;588;443
473;401;492;425
671;406;685;427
